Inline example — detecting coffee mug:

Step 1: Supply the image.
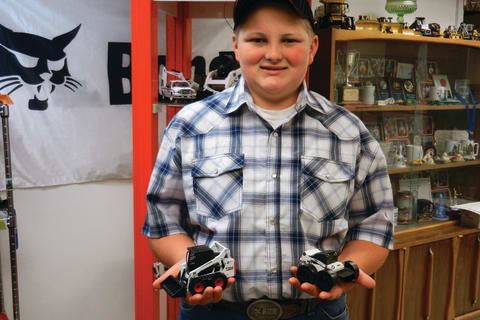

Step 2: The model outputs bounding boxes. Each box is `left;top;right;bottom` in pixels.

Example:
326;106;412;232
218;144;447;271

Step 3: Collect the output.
429;86;446;101
406;144;423;162
360;85;375;105
462;140;479;159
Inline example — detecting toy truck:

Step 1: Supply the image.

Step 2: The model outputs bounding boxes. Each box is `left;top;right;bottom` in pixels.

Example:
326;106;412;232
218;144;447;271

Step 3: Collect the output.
296;249;359;291
154;241;235;298
159;65;197;102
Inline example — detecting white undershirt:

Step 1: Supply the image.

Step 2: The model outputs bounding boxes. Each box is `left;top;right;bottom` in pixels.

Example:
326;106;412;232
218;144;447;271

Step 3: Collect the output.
252;103;297;129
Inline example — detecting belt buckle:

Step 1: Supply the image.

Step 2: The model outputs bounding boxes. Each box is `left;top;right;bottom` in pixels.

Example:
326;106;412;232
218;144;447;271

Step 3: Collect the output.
246;299;283;320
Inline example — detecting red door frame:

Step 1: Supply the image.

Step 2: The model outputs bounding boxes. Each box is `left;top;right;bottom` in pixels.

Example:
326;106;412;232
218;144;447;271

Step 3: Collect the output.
131;1;159;319
131;1;191;319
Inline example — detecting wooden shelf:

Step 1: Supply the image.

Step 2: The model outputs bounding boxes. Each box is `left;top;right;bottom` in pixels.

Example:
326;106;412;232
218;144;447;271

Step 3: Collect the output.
343;104;473;112
156;1;235;18
393;220;479;249
388;160;480;174
331;28;480;49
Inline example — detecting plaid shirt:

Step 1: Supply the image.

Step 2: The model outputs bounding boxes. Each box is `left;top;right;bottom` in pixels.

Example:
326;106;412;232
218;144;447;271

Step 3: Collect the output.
143;77;394;302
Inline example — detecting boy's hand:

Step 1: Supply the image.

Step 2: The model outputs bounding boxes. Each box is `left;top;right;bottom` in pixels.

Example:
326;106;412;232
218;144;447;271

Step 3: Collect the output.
184;277;235;306
288;266;375;300
153;260;235;305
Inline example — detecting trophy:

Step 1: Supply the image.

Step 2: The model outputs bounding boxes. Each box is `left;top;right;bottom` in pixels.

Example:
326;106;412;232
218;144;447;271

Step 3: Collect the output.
385;0;417;23
340;50;360;104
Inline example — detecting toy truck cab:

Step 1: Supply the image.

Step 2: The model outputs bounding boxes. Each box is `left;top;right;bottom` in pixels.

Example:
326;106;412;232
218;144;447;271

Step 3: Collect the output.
159;65;197;102
297;248;359;291
156;241;235;298
161;80;196;101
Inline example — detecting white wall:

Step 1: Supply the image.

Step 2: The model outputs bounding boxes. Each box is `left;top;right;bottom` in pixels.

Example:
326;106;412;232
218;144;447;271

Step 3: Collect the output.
0;180;135;320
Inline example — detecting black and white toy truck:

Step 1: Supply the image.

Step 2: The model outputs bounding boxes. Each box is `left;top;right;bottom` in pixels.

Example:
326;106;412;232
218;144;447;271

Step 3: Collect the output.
296;249;359;291
154;241;235;298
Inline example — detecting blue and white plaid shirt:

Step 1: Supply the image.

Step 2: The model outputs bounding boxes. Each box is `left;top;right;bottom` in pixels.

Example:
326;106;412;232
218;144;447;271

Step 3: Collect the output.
143;77;394;302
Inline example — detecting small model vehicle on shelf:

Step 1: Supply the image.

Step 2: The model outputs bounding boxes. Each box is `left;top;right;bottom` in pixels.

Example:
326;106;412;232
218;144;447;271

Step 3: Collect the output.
355;15;380;31
159;65;197;102
315;0;355;30
204;68;242;94
443;25;461;39
203;52;241;94
458;22;475;40
409;17;434;36
296;249;359;291
154;241;236;298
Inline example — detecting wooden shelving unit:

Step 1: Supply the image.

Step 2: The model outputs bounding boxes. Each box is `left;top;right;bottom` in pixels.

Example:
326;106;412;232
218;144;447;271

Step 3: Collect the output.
388;159;480;174
344;104;474;112
313;27;480;320
331;29;480;49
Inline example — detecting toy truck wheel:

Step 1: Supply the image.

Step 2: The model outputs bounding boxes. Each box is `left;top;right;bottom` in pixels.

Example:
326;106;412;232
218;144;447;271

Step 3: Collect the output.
189;278;205;295
297;264;317;285
213;273;227;290
341;261;359;283
316;270;335;292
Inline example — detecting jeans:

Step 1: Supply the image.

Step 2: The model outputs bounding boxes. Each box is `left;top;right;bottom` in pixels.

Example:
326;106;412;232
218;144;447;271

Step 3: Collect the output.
178;294;348;320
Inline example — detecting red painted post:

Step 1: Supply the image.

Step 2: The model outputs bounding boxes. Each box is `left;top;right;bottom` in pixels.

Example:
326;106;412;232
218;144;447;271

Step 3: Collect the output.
131;0;159;319
165;3;192;319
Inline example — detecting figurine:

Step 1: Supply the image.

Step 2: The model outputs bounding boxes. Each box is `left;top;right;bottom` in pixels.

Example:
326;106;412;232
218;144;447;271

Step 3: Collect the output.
432;194;449;221
435;152;451;163
393;145;407;168
296;249;359;291
422;152;435;165
155;241;235;297
453;151;465;162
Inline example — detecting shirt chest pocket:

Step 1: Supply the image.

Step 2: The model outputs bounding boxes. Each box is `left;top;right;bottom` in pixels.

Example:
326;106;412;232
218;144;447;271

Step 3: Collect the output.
191;153;244;219
300;156;354;222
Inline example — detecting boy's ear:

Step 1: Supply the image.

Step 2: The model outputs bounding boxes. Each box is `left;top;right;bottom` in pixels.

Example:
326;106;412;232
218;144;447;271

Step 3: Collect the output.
308;35;319;65
232;33;240;62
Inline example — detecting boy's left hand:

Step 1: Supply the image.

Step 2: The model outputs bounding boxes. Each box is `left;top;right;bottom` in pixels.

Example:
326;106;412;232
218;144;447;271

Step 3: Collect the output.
288;266;376;300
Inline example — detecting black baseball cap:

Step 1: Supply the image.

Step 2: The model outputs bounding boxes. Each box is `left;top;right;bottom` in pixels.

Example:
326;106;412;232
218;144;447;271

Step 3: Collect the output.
233;0;315;30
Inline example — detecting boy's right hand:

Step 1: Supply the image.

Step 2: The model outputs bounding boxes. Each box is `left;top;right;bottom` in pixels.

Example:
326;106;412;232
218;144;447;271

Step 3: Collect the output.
153;260;235;306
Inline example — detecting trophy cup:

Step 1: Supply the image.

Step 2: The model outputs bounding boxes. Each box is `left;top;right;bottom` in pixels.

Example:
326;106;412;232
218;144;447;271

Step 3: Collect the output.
341;50;360;104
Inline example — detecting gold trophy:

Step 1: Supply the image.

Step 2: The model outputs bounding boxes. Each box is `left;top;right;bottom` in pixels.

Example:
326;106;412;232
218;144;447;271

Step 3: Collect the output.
341;50;360;104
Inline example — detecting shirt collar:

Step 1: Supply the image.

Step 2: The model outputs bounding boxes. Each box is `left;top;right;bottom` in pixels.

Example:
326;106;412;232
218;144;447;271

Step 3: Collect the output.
224;76;329;115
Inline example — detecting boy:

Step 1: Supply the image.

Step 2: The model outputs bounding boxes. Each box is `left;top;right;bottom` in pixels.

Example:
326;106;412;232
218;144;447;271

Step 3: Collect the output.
143;0;394;319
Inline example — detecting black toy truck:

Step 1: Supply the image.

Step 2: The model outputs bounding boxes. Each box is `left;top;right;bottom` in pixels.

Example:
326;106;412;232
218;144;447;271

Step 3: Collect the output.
154;241;235;298
296;248;359;291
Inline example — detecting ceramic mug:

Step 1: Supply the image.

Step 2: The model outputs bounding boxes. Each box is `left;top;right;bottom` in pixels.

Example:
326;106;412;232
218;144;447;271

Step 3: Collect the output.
429;86;446;101
461;140;479;159
406;144;423;162
360;85;376;104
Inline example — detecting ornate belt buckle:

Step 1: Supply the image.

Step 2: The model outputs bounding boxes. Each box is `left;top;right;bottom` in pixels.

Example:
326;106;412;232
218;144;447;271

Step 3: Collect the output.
246;299;283;320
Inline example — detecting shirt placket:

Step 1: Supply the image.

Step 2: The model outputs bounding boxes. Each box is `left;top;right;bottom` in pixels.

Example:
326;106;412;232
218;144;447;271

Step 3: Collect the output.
266;128;281;297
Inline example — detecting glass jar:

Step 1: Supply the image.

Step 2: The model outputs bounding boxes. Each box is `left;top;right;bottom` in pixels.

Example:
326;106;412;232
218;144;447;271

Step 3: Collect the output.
396;190;413;224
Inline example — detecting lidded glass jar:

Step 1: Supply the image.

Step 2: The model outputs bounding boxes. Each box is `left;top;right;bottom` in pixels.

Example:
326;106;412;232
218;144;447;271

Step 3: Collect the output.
396;190;414;224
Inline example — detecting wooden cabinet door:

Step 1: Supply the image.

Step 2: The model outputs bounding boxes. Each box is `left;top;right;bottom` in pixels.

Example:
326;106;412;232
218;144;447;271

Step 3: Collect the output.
455;232;480;317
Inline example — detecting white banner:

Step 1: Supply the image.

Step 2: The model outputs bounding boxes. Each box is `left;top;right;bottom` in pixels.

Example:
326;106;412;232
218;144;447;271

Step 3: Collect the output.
0;0;135;188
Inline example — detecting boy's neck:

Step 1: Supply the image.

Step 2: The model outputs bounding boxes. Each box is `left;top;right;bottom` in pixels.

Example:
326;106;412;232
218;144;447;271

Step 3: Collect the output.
249;87;301;110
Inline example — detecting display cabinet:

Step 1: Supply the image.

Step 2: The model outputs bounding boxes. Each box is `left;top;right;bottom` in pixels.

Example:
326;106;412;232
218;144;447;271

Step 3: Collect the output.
310;28;480;319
